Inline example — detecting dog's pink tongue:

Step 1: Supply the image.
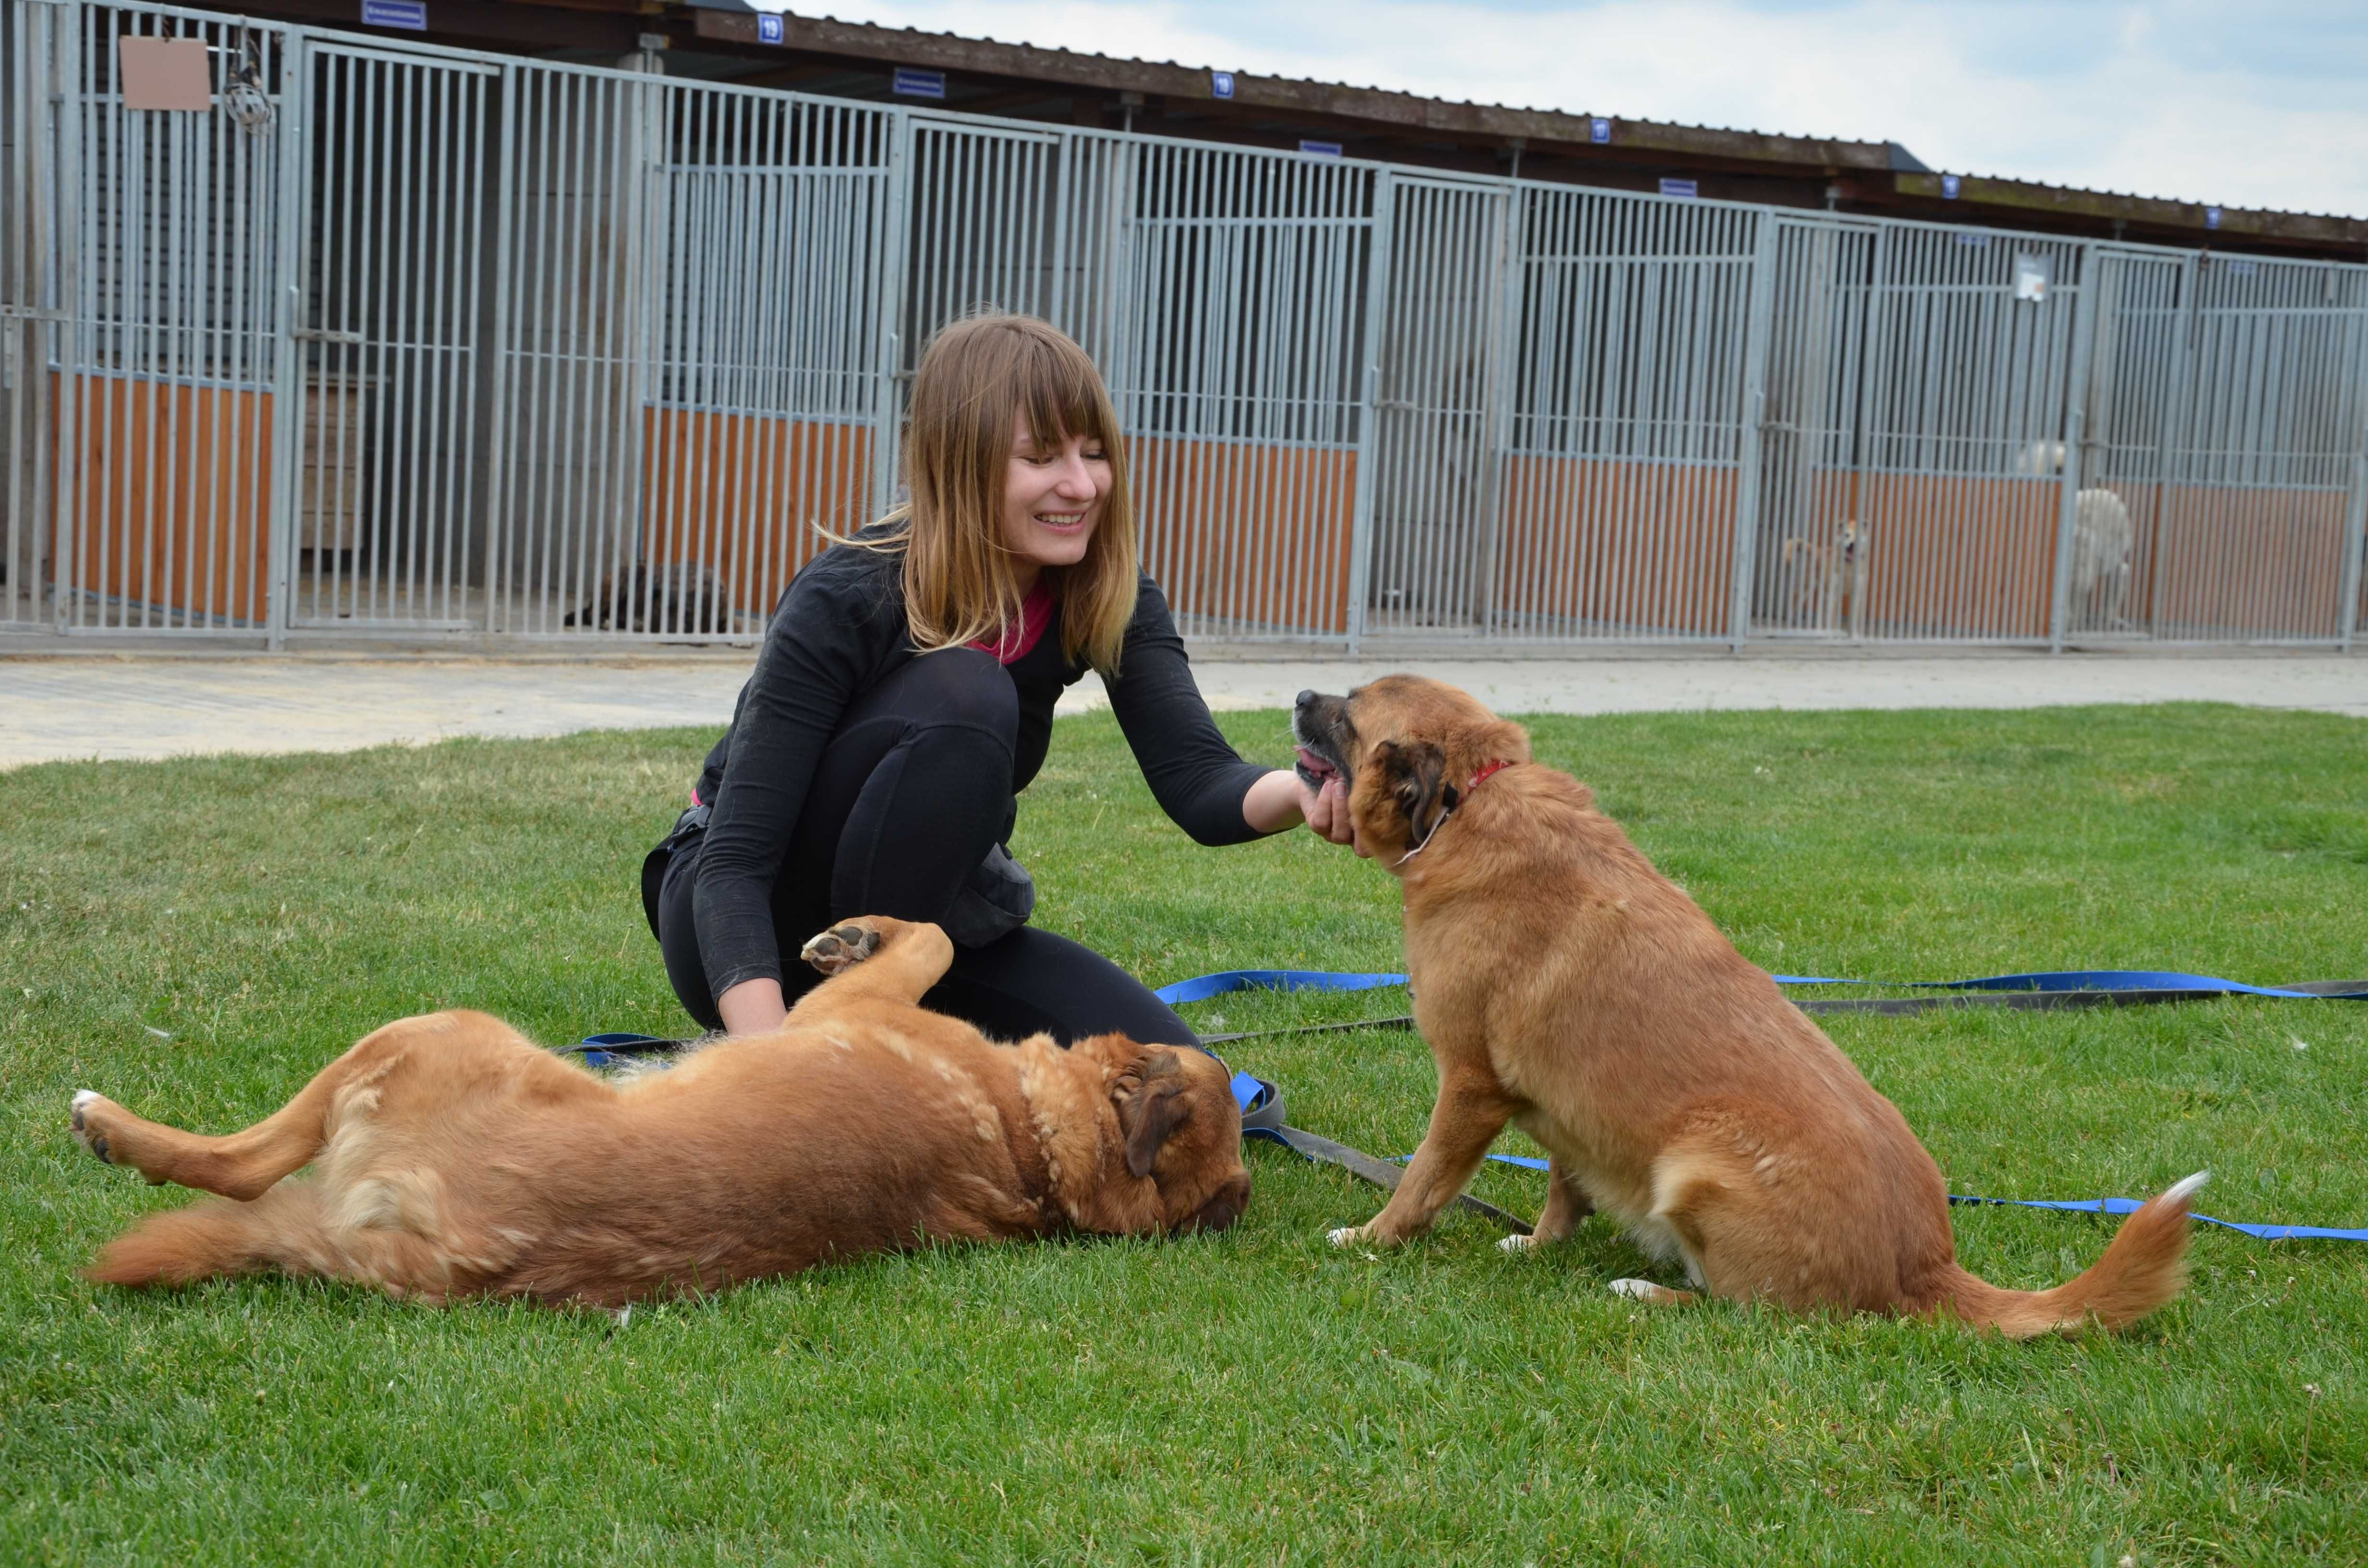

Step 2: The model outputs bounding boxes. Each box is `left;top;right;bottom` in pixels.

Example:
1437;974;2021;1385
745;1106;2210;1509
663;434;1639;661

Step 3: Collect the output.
1295;746;1337;779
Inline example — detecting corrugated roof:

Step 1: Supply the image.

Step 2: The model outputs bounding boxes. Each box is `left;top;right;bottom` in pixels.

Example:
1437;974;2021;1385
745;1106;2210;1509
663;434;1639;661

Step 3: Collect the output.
686;1;2365;248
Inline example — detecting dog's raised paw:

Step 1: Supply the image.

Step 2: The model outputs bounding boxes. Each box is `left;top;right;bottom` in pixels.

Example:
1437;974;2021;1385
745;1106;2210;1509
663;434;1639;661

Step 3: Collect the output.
70;1090;113;1164
800;922;882;976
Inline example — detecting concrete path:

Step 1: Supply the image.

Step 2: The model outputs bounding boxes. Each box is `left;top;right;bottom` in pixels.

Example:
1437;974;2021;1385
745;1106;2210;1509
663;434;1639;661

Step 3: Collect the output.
1;649;2358;770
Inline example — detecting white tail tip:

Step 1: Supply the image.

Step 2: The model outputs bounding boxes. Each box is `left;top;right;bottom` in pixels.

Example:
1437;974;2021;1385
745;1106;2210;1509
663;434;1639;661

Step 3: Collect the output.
2161;1170;2209;1205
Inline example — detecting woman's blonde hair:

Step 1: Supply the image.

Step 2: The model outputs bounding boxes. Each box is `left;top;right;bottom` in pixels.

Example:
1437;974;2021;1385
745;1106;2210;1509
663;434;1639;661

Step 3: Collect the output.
861;313;1138;673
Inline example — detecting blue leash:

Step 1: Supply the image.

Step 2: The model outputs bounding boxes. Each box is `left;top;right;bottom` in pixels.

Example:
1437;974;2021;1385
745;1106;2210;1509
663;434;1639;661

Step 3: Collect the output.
1159;968;2368;1004
1155;969;1410;1005
569;966;2367;1241
1942;1194;2368;1244
1184;970;2368;1244
1221;1082;2368;1244
1354;1150;2368;1243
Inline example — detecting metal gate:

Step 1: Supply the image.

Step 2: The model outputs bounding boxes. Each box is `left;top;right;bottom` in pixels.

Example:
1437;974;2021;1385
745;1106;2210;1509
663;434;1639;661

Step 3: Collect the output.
283;40;492;631
7;0;2367;652
0;0;61;629
488;65;661;637
1363;174;1511;637
1851;228;2093;642
1752;217;1877;637
635;86;897;635
38;1;286;634
2066;249;2184;643
2153;256;2368;643
1494;188;1762;641
488;73;899;636
1119;140;1373;642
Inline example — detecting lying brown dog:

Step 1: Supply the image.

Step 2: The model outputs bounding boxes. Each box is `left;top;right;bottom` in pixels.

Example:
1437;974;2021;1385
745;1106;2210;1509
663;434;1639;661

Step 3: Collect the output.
72;916;1250;1309
1294;676;2202;1336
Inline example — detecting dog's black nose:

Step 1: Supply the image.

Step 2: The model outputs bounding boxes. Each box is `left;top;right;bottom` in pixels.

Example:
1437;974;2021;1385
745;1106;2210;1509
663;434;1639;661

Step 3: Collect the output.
1295;689;1317;710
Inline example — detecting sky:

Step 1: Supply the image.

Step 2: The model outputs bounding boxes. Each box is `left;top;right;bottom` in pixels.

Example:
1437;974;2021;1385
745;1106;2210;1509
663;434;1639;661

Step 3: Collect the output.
766;0;2368;219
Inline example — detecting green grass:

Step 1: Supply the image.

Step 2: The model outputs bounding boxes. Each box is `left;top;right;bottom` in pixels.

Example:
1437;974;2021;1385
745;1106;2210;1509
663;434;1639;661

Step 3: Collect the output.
4;702;2365;1565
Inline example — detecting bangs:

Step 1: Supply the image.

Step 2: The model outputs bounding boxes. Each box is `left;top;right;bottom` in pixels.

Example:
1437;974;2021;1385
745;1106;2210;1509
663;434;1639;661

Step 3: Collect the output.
1012;334;1114;454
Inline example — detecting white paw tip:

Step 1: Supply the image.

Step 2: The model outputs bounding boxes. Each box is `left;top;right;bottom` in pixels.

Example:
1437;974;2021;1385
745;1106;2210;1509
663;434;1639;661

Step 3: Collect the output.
1607;1277;1659;1300
71;1090;99;1111
1326;1226;1361;1248
2162;1170;2209;1204
1498;1232;1536;1253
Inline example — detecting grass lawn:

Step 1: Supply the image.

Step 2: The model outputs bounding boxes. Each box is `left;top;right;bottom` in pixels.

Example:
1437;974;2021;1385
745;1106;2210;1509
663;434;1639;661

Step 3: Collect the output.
3;700;2364;1565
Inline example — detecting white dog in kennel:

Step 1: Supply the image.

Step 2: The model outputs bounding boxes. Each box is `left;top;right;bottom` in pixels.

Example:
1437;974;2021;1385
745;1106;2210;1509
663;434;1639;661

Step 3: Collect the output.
2017;441;2135;631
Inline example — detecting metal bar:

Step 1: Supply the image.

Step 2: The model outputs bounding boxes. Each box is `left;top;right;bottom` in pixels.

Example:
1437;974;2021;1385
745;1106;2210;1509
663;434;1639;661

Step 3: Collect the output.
2339;307;2368;652
262;27;307;647
872;105;911;518
1728;208;1778;648
2048;242;2101;651
481;61;517;631
1344;166;1392;654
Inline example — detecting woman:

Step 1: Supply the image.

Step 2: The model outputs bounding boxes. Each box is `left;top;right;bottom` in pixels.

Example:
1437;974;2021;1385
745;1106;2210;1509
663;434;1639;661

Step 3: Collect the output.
648;313;1354;1048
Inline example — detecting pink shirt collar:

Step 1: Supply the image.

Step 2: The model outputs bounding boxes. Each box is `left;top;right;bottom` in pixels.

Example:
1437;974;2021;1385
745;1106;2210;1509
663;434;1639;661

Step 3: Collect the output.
969;581;1056;665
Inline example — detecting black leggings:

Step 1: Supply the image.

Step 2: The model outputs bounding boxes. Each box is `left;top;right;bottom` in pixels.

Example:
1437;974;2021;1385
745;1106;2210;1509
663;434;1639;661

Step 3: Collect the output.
656;649;1200;1049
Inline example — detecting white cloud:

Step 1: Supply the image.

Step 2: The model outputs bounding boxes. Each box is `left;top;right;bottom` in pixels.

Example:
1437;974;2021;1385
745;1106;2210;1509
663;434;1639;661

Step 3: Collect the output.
777;0;2368;217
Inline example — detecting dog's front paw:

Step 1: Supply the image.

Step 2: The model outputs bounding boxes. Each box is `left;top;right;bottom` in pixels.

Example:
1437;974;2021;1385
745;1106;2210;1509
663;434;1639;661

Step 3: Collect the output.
1497;1231;1541;1254
800;921;883;976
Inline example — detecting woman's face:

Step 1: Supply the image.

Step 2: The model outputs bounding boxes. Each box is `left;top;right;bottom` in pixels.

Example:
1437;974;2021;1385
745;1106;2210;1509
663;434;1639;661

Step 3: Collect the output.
1000;413;1109;576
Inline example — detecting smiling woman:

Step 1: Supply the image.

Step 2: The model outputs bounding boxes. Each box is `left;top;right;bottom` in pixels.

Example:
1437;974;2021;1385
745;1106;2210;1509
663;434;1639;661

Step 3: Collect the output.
643;313;1353;1052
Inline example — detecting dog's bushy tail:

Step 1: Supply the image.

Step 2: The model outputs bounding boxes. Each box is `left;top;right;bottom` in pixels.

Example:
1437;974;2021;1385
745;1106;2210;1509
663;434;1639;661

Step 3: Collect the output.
86;1184;337;1289
1936;1172;2205;1338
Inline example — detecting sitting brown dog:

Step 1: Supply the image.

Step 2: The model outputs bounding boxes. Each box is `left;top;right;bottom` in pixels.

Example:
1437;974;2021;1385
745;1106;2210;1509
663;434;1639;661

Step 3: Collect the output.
71;916;1250;1309
1294;676;2202;1336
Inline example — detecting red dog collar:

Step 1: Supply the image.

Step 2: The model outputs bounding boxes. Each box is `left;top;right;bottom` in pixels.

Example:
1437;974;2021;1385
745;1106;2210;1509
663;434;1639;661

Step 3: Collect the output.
1468;760;1517;791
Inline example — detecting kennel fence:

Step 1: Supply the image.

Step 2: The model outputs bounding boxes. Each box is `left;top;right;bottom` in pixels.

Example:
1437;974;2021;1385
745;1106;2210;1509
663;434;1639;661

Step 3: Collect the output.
3;0;2364;650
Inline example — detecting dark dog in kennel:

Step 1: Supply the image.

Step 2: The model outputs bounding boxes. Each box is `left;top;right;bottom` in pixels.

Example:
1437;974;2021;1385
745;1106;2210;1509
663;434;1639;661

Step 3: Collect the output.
564;562;732;635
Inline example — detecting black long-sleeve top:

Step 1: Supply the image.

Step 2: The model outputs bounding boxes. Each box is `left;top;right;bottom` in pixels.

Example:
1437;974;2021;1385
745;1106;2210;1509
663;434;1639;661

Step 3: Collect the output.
689;539;1271;998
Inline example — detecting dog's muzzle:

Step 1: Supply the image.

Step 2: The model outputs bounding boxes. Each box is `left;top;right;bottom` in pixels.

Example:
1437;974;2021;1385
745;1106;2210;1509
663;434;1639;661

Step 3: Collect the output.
1292;689;1351;791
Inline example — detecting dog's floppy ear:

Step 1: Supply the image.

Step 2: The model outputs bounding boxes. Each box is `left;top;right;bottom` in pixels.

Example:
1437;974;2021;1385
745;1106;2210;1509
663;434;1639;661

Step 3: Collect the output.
1115;1048;1191;1178
1377;739;1459;848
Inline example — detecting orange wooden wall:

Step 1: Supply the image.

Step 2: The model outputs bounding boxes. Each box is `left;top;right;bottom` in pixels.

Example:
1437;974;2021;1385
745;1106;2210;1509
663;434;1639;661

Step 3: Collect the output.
49;374;272;626
1495;456;1738;637
1847;473;2060;639
1133;436;1357;636
2151;487;2350;638
641;408;876;618
1781;471;2350;638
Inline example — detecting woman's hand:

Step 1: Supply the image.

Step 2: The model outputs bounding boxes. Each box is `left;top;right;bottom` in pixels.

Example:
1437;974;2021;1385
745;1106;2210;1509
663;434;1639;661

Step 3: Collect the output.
1299;773;1366;855
1242;767;1364;854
